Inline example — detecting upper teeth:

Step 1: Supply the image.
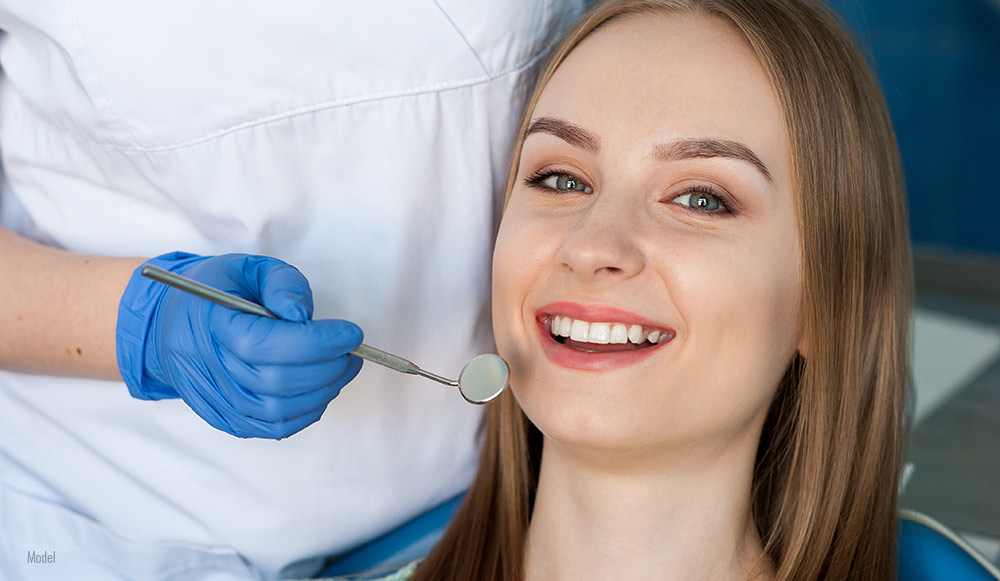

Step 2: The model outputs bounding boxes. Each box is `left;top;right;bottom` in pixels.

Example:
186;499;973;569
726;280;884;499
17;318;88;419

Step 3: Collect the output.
551;315;668;345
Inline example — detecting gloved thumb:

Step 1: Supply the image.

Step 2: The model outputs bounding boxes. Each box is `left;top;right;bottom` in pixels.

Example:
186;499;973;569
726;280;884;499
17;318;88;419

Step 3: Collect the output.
243;257;314;322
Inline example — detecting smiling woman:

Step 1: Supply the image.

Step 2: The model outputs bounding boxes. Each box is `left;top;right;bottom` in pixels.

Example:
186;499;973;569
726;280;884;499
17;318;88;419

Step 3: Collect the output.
412;0;910;579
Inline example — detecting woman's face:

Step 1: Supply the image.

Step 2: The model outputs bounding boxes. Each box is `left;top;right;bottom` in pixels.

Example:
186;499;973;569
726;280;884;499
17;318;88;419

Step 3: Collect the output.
493;12;804;454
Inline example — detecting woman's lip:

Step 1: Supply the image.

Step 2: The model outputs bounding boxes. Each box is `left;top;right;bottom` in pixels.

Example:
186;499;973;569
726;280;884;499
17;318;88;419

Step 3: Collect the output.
533;302;675;371
535;318;670;371
535;301;673;331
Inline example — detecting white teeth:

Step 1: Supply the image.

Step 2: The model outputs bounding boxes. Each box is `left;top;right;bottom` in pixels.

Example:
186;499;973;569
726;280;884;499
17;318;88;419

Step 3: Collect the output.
550;316;667;346
588;323;611;344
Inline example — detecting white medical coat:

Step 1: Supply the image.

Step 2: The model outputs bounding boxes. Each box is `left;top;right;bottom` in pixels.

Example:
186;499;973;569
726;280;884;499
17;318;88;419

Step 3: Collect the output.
0;2;585;579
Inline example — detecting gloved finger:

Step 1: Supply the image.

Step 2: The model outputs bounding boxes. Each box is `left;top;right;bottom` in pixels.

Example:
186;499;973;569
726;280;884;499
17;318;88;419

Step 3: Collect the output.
224;380;345;423
180;374;333;440
159;336;280;436
217;345;363;397
212;312;363;366
238;256;314;323
175;373;241;436
184;255;311;322
247;406;328;440
213;398;328;439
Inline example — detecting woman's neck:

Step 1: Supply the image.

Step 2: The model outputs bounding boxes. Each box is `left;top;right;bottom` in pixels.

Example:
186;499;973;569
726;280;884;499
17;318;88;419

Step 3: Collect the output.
523;435;774;581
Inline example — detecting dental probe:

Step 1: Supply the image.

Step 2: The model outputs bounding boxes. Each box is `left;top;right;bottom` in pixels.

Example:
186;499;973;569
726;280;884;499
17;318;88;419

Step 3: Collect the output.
140;265;509;404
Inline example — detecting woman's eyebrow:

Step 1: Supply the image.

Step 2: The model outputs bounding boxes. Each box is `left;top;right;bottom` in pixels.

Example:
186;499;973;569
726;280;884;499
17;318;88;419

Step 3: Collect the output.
653;139;773;182
525;117;771;183
525;117;600;153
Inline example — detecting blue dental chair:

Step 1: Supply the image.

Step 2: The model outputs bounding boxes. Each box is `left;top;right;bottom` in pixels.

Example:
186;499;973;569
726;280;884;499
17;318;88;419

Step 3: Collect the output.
898;509;1000;581
315;497;1000;580
311;493;463;580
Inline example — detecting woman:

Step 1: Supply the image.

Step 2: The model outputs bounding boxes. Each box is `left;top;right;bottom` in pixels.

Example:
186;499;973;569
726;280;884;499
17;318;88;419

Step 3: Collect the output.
413;0;911;579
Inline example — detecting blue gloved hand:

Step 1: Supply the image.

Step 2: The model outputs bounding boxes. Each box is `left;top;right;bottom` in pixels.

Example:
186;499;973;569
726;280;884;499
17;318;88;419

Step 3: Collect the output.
116;251;363;439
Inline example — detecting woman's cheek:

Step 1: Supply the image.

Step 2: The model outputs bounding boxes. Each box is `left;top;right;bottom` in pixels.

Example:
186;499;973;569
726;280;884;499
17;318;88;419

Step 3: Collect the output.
491;211;534;373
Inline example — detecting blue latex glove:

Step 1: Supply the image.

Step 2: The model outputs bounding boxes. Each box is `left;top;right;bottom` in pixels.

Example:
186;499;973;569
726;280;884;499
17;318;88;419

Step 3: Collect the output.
116;251;363;439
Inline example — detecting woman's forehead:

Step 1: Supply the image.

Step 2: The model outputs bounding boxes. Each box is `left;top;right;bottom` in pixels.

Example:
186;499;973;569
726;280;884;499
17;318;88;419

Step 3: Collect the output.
530;11;790;186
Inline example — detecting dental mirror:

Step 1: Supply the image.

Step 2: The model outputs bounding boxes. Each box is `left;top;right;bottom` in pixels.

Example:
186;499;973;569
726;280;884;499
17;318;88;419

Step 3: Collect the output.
141;265;509;405
457;353;509;404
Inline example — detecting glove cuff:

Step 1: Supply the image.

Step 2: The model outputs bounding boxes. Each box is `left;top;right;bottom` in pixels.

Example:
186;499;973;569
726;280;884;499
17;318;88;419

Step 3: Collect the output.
116;251;210;400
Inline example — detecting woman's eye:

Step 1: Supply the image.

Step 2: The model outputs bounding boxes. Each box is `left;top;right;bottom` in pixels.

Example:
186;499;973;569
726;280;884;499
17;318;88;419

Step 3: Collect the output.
541;173;593;193
671;191;726;212
524;169;594;194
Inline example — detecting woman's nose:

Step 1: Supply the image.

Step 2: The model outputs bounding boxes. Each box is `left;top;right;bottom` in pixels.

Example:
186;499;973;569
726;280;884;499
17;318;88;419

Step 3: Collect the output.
555;197;644;281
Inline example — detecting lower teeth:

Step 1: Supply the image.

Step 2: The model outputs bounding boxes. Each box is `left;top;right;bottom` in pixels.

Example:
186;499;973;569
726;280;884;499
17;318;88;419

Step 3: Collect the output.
553;334;655;349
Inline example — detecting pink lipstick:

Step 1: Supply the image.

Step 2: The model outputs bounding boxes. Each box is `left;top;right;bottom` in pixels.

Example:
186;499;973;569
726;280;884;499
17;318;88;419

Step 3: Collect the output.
535;302;675;371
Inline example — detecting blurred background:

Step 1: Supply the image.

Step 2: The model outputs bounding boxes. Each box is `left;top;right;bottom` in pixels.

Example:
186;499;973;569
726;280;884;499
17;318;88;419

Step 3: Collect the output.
828;0;1000;564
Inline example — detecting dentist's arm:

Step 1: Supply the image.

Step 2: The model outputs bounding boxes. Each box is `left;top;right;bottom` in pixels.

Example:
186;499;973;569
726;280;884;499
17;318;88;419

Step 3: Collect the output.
0;227;364;439
0;226;140;379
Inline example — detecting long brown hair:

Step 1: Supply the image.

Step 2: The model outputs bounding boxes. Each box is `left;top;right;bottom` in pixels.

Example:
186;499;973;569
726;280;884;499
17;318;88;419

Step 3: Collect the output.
415;1;911;579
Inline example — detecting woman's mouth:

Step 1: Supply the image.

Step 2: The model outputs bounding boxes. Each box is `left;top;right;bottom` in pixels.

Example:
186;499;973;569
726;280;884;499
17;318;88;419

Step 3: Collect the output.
535;304;675;370
543;315;673;353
